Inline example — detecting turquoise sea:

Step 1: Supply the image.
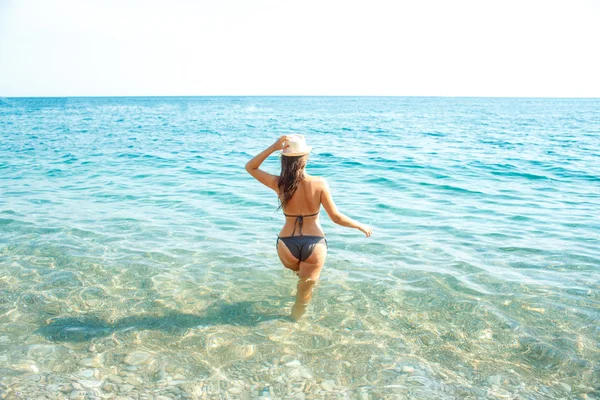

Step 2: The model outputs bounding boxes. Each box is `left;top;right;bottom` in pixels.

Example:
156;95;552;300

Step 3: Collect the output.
1;96;599;399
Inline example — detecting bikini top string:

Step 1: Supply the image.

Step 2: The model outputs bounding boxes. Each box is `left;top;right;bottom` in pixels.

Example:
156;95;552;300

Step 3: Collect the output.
283;211;319;236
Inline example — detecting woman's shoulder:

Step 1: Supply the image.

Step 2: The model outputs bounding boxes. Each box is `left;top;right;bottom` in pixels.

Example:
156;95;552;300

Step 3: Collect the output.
304;175;329;190
305;175;327;184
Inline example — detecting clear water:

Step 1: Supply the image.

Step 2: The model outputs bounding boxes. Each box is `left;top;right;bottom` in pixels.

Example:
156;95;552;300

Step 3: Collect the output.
1;96;599;399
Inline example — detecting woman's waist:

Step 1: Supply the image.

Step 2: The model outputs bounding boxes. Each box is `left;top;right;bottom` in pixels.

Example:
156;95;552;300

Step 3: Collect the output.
278;221;324;237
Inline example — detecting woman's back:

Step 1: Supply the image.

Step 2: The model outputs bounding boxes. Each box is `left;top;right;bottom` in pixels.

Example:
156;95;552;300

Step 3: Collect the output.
279;176;325;237
282;176;322;214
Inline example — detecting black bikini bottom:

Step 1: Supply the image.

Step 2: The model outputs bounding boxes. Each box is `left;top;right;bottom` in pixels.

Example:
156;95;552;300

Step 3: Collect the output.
276;235;328;262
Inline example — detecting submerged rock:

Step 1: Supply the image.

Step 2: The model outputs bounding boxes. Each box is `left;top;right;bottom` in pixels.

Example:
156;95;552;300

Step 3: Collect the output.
285;360;301;367
77;355;104;368
77;379;102;389
488;375;502;385
557;382;571;393
69;390;86;400
320;380;335;391
123;351;152;366
77;369;95;378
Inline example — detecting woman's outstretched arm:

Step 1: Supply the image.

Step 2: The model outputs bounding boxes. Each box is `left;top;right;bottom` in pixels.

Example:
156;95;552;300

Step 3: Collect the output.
320;179;372;237
245;135;289;191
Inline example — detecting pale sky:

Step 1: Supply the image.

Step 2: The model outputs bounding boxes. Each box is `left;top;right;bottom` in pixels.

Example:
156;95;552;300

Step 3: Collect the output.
1;0;599;97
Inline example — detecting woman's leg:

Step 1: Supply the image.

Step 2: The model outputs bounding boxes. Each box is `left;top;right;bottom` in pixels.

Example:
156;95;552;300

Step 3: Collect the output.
291;243;327;321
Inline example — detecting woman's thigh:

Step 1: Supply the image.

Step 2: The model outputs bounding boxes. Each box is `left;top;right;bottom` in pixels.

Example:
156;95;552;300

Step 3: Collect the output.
298;243;327;280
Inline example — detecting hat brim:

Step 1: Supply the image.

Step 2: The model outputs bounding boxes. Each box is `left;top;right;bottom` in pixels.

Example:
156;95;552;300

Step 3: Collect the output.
281;147;312;157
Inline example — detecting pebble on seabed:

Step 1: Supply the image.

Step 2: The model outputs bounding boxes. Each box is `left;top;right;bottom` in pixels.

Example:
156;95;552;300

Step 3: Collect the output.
77;379;102;389
77;354;104;368
228;386;243;394
488;375;503;386
320;380;336;391
76;369;95;378
557;382;572;393
494;388;511;398
123;351;152;366
69;390;86;400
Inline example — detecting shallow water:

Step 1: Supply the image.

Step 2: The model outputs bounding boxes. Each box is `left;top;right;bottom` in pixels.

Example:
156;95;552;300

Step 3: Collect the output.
1;96;599;399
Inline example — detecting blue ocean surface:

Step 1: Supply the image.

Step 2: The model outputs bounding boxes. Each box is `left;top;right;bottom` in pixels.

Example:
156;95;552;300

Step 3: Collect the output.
1;96;599;398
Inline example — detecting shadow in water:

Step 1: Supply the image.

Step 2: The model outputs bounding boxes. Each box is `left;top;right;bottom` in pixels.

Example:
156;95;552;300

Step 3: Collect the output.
35;301;290;342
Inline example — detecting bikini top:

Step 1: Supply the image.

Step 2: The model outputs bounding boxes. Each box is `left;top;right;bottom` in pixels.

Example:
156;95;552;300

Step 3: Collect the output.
283;211;319;236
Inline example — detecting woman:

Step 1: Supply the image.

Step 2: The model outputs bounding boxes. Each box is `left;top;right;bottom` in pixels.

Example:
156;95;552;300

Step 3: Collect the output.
245;134;372;321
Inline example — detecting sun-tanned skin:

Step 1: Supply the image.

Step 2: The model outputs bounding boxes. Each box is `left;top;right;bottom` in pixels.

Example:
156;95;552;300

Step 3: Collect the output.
245;135;372;321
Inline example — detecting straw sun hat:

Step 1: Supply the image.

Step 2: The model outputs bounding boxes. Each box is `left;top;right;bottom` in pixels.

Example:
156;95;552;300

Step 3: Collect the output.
281;134;312;157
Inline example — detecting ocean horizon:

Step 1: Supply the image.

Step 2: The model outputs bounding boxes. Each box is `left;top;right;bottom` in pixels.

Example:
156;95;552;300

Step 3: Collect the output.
1;96;599;398
3;95;600;99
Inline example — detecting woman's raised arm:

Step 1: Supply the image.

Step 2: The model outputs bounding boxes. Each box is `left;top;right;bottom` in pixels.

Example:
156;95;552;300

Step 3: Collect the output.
245;136;289;191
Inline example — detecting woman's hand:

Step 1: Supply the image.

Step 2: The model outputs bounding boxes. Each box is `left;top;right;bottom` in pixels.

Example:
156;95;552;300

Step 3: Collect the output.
358;224;373;237
270;135;291;151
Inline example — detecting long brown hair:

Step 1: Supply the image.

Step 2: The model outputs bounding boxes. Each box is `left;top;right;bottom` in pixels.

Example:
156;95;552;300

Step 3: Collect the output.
276;154;308;211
